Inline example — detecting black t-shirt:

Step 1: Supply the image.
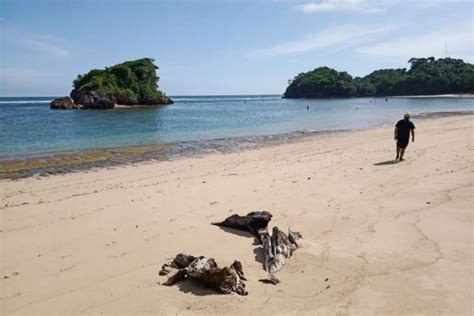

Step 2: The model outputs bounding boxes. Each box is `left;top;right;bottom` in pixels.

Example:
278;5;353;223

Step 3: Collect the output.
396;119;415;140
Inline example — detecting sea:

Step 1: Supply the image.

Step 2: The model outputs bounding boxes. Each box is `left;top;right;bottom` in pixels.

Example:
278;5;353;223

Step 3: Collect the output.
0;95;472;161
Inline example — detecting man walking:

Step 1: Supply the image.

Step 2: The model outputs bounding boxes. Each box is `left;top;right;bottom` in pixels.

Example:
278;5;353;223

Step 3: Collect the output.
394;113;415;162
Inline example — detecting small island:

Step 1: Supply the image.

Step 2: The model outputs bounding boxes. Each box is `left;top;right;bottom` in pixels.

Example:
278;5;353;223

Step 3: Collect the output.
51;58;173;109
283;57;474;98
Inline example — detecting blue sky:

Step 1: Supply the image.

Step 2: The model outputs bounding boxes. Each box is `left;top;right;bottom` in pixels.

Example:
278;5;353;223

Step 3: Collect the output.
0;0;472;96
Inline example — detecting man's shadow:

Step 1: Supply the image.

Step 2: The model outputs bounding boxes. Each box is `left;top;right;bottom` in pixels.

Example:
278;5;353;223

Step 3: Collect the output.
374;160;398;166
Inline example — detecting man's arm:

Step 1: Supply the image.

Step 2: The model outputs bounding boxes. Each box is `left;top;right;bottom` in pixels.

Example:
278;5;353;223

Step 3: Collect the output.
394;127;399;140
411;129;415;142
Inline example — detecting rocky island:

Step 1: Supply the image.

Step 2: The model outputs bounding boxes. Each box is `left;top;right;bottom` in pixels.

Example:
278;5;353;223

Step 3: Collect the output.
51;58;173;109
283;57;474;98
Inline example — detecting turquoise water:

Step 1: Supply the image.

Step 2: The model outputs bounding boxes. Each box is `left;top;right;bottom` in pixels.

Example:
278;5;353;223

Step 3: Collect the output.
0;95;472;159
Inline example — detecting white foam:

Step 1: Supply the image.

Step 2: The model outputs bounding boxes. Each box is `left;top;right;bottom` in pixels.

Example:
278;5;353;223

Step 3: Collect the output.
172;96;281;102
0;100;52;104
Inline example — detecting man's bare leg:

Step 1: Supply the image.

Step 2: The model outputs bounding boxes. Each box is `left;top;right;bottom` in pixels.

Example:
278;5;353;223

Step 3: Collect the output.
399;148;405;161
396;145;401;161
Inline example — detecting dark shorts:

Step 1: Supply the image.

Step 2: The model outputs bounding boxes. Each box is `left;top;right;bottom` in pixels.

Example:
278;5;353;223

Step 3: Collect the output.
397;138;409;149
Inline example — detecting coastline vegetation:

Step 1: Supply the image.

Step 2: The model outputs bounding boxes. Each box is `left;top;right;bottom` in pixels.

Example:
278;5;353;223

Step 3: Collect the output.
284;57;474;98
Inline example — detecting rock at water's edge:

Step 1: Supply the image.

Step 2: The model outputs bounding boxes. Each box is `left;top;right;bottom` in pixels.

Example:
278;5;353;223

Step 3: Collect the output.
51;91;173;110
70;90;115;109
50;97;80;110
158;95;174;105
67;89;173;109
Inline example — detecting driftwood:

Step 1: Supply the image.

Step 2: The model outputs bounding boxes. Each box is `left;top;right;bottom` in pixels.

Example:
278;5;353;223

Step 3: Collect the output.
259;227;302;274
160;254;248;295
212;211;273;237
212;211;302;279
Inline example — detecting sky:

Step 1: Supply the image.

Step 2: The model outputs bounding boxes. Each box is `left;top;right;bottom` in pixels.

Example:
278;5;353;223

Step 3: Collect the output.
0;0;472;96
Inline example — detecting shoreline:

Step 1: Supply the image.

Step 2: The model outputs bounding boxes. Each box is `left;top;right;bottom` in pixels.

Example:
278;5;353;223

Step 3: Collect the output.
0;129;350;180
1;114;471;314
1;110;472;180
394;93;474;98
282;93;474;99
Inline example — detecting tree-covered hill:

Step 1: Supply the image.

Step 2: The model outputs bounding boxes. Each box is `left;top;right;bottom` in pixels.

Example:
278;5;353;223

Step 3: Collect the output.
65;58;172;109
283;57;474;98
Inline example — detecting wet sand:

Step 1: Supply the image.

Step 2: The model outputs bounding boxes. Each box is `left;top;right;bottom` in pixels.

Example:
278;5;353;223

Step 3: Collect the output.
1;111;472;180
0;145;170;180
0;115;472;315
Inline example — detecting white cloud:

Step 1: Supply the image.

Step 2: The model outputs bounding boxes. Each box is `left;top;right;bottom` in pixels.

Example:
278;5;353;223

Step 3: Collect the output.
295;0;468;14
22;36;71;57
297;0;385;14
356;24;473;62
247;24;394;58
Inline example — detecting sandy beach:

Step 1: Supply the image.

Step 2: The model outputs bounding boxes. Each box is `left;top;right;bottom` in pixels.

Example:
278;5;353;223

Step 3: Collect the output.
1;115;472;315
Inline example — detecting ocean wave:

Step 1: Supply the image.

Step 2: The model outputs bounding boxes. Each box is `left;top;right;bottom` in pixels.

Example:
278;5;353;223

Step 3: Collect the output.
0;100;52;104
172;96;282;102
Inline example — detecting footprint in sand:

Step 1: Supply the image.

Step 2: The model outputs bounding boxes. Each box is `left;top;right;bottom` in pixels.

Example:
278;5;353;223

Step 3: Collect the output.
4;272;20;279
0;292;21;299
59;266;74;272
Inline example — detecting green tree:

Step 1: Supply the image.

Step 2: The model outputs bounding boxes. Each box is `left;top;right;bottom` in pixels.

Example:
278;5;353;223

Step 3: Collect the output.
284;57;474;98
72;58;166;105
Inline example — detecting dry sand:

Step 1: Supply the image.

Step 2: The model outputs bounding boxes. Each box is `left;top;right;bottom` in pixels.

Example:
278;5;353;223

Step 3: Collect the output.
1;115;472;315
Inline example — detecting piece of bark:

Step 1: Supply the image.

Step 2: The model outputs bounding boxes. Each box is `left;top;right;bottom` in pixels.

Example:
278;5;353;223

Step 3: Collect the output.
173;253;197;268
159;253;196;275
259;227;302;274
163;269;187;285
161;254;248;295
159;264;170;276
259;274;280;285
212;211;273;236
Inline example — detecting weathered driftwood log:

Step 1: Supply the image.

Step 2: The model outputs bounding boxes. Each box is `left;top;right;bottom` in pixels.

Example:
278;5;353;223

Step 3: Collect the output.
212;211;273;236
160;254;248;295
259;227;302;274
